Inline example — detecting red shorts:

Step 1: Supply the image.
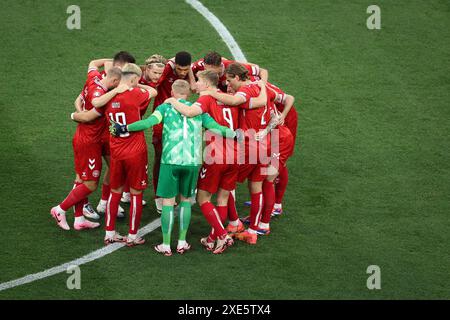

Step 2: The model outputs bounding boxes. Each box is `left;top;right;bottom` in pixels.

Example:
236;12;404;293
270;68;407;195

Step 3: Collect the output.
237;163;268;183
284;110;298;147
270;126;294;170
110;152;148;190
73;139;103;181
197;163;239;194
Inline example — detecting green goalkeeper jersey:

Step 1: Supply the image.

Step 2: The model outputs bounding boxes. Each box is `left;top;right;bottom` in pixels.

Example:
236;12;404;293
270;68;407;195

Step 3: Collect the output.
127;99;235;166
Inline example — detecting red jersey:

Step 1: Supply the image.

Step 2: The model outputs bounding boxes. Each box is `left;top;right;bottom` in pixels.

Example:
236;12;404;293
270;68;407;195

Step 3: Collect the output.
195;93;240;164
192;58;261;92
74;69;108;144
138;75;157;116
98;88;150;160
139;75;158;88
194;92;239;130
265;82;291;113
265;81;298;133
154;59;186;108
235;83;276;131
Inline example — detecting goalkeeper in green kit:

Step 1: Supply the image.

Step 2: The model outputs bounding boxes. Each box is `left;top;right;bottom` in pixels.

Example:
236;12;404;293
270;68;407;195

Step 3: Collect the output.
110;79;240;256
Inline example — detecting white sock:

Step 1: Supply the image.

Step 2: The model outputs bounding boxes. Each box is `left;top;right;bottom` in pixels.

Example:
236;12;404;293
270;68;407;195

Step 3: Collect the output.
247;228;257;234
74;216;85;224
105;230;115;239
229;219;239;227
258;222;269;229
274;203;282;210
56;205;66;215
178;240;186;248
99;199;107;206
160;244;171;251
128;233;137;241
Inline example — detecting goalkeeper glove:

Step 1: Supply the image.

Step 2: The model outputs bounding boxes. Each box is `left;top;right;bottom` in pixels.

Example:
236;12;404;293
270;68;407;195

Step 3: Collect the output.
109;119;128;137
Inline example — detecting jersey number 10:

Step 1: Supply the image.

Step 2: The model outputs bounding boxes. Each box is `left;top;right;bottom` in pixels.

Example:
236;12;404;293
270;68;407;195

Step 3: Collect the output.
109;112;130;137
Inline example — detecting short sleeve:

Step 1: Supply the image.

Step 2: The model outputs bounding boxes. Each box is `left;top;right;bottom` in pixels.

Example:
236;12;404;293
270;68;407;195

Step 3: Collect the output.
193;95;210;113
235;87;251;109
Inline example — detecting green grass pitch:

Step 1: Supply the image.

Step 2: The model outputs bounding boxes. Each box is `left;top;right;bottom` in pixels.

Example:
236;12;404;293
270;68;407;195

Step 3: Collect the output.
0;0;449;299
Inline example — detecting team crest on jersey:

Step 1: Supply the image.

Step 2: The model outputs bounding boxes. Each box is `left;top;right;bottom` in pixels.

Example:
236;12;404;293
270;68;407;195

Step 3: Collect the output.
94;91;101;97
112;102;120;109
93;170;100;178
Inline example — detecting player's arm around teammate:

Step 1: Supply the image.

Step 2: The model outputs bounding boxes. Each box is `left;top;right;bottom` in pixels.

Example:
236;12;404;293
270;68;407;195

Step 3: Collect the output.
71;82;129;123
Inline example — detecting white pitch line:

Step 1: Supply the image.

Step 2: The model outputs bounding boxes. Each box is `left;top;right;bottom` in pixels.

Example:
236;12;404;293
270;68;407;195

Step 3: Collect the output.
0;0;247;293
185;0;247;63
0;219;161;292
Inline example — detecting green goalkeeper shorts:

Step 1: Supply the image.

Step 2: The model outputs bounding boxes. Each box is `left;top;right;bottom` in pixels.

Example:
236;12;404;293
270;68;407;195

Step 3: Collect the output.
156;164;200;199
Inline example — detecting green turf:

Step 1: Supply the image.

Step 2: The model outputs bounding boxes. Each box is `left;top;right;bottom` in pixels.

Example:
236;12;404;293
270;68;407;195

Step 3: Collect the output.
0;0;449;299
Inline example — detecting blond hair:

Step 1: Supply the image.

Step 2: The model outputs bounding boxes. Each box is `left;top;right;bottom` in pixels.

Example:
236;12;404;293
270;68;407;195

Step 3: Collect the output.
107;67;122;79
121;63;142;77
171;79;191;95
197;70;219;87
145;54;167;68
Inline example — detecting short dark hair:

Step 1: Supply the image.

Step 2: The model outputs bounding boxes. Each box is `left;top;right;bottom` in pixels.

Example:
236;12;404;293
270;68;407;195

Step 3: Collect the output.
203;51;222;66
225;63;249;81
113;51;136;64
175;51;192;67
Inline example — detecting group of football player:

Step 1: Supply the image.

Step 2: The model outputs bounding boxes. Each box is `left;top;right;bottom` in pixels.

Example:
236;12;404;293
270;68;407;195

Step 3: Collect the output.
50;50;298;256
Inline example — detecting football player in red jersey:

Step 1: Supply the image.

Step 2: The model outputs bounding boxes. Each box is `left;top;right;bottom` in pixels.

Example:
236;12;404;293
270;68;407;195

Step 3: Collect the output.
169;70;240;253
101;63;155;246
140;54;167;87
71;64;157;245
241;80;298;216
251;111;295;236
191;51;268;92
169;63;272;245
74;52;136;218
150;51;194;213
118;55;167;208
265;82;297;216
50;64;124;231
204;63;285;245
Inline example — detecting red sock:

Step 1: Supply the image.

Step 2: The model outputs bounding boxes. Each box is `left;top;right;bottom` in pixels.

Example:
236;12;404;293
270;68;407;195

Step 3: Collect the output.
105;191;121;231
249;192;264;231
217;206;228;224
275;166;289;204
129;193;143;235
200;202;227;238
213;206;228;238
60;183;92;212
209;228;217;241
227;192;239;221
261;180;275;224
101;183;111;201
73;181;86;218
